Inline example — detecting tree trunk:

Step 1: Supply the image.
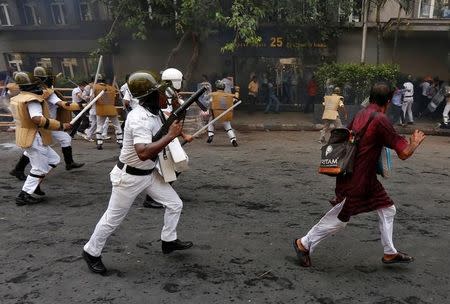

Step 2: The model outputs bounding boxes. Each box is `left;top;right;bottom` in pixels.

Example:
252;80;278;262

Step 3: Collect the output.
392;5;402;63
165;31;191;68
184;32;200;82
376;4;381;65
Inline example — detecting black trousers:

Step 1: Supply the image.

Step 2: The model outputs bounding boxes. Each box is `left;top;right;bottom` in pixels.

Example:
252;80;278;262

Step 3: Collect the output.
70;109;90;137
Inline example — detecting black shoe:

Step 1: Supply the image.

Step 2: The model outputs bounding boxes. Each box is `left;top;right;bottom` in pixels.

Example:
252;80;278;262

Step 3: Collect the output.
161;239;193;254
9;169;26;181
143;197;164;209
232;140;238;147
82;250;107;274
15;191;44;206
34;185;45;196
206;136;213;144
97;145;103;150
66;162;85;171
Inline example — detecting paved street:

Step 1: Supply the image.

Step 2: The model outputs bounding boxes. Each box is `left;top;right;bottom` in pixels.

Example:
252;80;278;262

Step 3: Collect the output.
0;130;449;304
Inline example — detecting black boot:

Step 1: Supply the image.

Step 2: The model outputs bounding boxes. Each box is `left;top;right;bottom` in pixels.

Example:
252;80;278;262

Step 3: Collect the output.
206;136;214;143
9;155;30;181
162;239;193;254
231;139;238;147
143;195;164;209
34;185;46;196
62;146;85;170
16;190;44;206
82;250;107;274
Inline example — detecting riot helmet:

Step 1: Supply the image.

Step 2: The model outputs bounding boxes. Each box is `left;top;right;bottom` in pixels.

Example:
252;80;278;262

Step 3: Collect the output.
161;68;183;90
215;79;225;90
128;70;162;114
33;66;56;87
14;71;43;94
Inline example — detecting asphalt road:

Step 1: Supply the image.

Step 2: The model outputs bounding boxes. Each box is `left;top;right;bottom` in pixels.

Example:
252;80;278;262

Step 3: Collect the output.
0;130;449;304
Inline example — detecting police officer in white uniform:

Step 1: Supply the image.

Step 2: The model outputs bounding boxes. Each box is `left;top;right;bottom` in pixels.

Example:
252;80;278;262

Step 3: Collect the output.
82;78;110;142
9;72;71;205
82;71;193;274
9;68;84;182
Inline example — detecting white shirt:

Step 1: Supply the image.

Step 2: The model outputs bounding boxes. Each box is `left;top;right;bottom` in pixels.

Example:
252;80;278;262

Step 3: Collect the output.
222;77;233;93
83;85;96;115
72;87;83;103
403;81;414;101
119;104;162;169
120;83;139;109
28;102;43;118
47;92;62;119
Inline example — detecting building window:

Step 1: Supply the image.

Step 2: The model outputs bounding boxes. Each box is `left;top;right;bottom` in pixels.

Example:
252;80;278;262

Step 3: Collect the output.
61;58;81;78
24;3;41;25
0;3;12;26
51;1;67;25
79;0;94;21
36;58;52;69
7;54;23;72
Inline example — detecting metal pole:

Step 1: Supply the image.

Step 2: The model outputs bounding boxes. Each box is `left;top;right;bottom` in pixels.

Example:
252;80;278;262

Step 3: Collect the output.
360;0;369;64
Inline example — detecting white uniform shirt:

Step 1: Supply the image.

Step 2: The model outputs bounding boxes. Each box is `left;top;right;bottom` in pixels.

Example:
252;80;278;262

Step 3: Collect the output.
120;83;139;109
47;92;62;119
72;87;83;103
222;77;233;94
28;102;43;118
403;81;414;102
83;85;96;115
420;82;430;97
119;104;162;170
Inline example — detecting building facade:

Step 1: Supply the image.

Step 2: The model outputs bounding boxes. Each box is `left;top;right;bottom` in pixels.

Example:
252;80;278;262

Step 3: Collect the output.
0;0;449;103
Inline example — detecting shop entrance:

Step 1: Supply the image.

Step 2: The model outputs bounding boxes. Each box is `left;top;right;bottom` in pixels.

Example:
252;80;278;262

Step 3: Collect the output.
234;56;315;111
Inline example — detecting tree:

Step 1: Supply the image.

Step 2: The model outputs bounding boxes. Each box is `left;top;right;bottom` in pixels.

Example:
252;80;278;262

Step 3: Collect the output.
392;0;414;63
93;1;354;80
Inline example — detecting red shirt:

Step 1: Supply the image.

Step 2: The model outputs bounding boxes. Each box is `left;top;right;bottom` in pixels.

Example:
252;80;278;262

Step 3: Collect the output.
333;103;408;222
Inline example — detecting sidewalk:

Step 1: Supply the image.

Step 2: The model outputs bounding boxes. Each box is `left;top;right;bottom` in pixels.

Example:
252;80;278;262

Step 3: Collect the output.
232;110;450;136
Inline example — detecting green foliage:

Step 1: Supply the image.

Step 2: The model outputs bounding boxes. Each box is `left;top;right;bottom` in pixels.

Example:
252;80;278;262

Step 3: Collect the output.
315;63;400;104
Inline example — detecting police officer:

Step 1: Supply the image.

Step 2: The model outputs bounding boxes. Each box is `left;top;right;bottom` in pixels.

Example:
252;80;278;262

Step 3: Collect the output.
92;75;123;150
82;71;193;274
319;87;347;144
9;72;71;205
207;80;238;147
9;67;84;180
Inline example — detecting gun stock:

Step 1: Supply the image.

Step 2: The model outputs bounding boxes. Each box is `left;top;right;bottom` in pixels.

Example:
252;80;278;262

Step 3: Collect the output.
153;86;207;141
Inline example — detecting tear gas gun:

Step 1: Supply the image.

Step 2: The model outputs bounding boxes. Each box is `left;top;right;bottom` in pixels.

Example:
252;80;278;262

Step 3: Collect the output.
152;86;207;142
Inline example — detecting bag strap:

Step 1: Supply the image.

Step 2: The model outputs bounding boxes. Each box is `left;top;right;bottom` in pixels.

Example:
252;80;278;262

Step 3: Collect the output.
354;111;378;140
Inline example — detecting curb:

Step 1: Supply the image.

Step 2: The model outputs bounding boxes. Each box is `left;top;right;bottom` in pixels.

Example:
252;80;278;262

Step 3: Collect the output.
233;123;450;137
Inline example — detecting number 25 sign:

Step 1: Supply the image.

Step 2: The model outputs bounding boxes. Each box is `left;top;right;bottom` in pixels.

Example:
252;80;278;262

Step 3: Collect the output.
270;37;283;48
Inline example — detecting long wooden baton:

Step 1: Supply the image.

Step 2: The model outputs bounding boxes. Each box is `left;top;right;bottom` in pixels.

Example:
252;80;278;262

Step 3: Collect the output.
181;100;242;146
70;90;105;125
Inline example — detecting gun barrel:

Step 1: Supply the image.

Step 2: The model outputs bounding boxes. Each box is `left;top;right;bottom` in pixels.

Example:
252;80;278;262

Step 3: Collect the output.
153;86;207;141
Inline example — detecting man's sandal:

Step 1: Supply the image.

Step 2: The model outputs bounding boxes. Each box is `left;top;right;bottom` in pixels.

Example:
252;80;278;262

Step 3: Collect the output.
382;252;414;264
293;239;311;267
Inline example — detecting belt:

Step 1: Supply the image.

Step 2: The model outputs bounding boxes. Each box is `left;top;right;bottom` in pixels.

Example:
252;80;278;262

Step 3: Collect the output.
117;160;153;176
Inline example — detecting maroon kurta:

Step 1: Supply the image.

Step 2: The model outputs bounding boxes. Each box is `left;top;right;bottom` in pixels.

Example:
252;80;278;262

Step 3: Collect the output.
333;104;408;222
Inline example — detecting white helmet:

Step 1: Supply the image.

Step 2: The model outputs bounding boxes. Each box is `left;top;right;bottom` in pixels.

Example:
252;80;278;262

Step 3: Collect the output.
161;68;183;90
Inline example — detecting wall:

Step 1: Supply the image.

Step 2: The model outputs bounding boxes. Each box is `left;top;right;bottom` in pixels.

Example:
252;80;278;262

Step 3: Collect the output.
337;28;450;80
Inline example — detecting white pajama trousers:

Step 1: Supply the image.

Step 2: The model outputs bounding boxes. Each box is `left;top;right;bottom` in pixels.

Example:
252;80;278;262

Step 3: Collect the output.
320;118;342;141
207;120;236;142
86;115;109;139
443;103;450;124
51;130;71;148
95;116;123;145
300;200;397;255
402;99;414;123
84;166;183;257
22;134;60;194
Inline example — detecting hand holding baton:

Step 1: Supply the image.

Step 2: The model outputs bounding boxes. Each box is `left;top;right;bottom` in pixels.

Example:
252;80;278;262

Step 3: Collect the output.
69;89;105;125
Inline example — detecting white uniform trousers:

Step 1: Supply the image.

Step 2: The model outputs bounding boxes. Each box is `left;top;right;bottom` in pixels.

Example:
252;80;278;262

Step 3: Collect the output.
207;119;236;142
300;200;397;255
402;98;414;123
443;103;450;124
320;118;342;142
86;115;109;139
95;115;123;145
84;166;183;257
51;130;71;148
22;133;60;194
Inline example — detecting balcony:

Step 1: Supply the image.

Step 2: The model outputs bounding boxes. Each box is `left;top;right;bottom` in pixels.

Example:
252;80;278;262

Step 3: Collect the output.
383;17;450;34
